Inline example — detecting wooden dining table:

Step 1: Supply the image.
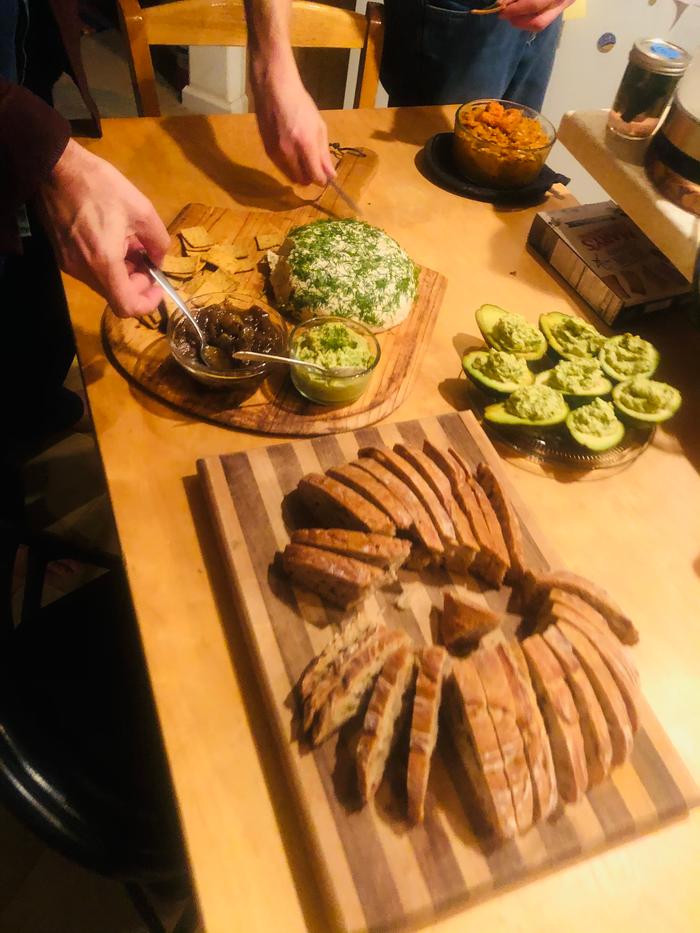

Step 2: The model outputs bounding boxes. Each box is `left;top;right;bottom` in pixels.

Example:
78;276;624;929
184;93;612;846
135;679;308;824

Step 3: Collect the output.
66;106;700;933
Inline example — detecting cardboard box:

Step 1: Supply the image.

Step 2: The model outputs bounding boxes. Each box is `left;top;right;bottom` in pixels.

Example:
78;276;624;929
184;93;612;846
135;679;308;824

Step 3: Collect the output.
527;201;691;326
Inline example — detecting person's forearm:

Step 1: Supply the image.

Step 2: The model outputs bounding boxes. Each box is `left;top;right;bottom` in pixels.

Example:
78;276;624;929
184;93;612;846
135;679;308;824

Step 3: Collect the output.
244;0;295;76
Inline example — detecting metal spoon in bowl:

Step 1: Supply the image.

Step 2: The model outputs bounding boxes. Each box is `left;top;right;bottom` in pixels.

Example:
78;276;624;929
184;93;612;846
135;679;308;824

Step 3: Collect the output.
142;254;219;367
231;349;365;378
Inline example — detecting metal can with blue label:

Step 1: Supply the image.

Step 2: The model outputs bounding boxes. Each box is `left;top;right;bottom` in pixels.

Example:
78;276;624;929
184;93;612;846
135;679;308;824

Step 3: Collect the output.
608;38;690;141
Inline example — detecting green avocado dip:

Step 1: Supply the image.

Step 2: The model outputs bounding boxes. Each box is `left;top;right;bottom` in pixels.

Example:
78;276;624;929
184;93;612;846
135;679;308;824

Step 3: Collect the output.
293;321;373;371
568;398;620;437
546;358;605;393
614;377;679;415
549;316;604;357
290;319;377;405
492;315;543;354
472;349;531;384
600;333;657;379
504;384;564;421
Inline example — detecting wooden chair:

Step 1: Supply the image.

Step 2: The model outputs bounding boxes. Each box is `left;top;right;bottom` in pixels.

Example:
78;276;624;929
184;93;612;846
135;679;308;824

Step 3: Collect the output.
117;0;385;117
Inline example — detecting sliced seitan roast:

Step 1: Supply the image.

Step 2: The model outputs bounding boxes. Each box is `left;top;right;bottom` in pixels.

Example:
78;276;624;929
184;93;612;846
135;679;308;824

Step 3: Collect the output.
406;646;450;823
472;645;534;833
327;463;415;533
356;645;416;802
282;543;388;611
440;592;502;653
521;633;589;803
556;621;635;766
522;569;639;645
543;625;613;787
476;461;529;583
444;656;518;839
393;443;478;574
311;627;412;745
352;457;443;564
297;473;396;536
497;641;558;821
291;529;411;578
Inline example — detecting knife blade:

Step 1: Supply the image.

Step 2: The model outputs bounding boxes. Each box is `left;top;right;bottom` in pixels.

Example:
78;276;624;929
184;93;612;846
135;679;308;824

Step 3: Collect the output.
328;177;361;215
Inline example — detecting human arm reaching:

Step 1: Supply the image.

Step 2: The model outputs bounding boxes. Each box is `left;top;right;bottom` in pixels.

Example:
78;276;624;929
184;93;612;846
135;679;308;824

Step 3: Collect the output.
37;140;169;318
244;0;336;185
499;0;575;32
1;77;168;318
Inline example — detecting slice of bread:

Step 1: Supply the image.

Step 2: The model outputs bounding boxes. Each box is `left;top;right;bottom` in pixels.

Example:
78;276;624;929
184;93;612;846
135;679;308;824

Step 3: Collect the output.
406;646;450;823
297;473;396;536
311;628;412;746
521;634;588;803
555;621;634;767
543;625;613;787
472;645;534;833
444;657;518;839
440;592;501;653
282;543;387;610
291;529;411;577
497;641;558;821
357;645;416;802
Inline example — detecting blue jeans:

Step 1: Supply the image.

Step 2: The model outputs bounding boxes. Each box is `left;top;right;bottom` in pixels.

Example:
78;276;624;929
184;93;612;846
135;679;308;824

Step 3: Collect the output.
381;0;563;111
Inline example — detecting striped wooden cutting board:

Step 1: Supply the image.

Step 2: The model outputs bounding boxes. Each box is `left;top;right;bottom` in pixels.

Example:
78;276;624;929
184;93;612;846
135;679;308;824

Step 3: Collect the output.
198;410;699;933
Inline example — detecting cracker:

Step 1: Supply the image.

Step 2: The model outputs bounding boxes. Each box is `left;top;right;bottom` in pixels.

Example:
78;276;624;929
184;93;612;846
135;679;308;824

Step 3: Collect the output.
206;244;257;275
161;254;198;276
190;268;236;299
179;225;214;250
255;231;282;251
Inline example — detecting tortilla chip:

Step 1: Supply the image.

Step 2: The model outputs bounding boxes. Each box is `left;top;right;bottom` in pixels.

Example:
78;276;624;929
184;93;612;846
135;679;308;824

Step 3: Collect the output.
179;225;214;250
255;232;282;251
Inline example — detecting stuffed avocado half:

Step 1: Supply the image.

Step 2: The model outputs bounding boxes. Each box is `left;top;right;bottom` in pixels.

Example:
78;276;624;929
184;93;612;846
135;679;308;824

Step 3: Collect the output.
475;304;547;361
612;377;682;424
535;358;612;404
463;348;535;395
599;333;659;382
484;384;569;428
566;398;625;451
539;312;605;360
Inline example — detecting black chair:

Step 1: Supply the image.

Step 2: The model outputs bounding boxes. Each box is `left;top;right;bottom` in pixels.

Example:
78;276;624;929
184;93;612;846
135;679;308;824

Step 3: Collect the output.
0;492;197;932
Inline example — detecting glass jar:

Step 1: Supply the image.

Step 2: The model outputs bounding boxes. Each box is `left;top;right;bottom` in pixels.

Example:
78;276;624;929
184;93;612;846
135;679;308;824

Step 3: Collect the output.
608;38;690;140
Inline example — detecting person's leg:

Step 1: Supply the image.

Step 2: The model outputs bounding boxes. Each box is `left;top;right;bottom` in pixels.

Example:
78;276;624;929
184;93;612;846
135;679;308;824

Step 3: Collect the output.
1;212;81;443
382;0;534;107
503;15;563;112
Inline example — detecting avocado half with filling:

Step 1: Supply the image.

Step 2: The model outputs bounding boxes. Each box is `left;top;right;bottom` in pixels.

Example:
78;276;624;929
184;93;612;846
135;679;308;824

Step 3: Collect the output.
463;348;534;395
565;398;625;451
484;384;569;429
598;333;660;382
539;311;605;360
534;358;613;405
612;377;682;424
475;304;547;361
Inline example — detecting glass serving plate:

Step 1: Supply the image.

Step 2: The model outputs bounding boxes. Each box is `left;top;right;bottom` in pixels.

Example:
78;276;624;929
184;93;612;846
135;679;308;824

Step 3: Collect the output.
466;381;655;471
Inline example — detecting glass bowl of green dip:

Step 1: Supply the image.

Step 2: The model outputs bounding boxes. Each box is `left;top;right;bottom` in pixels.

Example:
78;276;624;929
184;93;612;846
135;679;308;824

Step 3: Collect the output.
289;316;380;406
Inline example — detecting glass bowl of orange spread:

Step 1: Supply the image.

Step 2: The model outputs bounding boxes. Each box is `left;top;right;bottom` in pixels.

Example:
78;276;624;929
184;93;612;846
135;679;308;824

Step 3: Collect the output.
453;99;556;189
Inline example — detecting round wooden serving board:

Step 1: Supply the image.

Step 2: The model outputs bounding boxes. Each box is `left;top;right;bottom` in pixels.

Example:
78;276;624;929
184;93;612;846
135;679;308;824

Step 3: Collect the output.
103;150;447;437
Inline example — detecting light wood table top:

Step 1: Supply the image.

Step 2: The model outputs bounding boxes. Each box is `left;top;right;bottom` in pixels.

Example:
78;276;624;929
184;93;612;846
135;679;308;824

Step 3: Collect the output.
67;107;700;933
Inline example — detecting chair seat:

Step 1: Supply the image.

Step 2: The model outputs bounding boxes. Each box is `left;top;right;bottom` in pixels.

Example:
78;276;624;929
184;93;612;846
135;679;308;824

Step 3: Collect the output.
0;571;188;887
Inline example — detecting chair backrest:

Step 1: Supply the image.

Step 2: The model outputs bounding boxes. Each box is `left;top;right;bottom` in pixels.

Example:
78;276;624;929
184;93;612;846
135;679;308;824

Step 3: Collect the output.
117;0;384;117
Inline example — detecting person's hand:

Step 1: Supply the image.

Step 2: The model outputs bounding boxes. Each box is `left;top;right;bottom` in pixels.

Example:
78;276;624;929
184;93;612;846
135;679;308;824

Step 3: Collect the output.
37;139;170;318
499;0;575;32
250;58;336;186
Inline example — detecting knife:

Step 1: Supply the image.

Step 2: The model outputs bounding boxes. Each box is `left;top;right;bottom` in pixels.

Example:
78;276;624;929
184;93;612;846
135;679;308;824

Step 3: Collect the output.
328;177;361;216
